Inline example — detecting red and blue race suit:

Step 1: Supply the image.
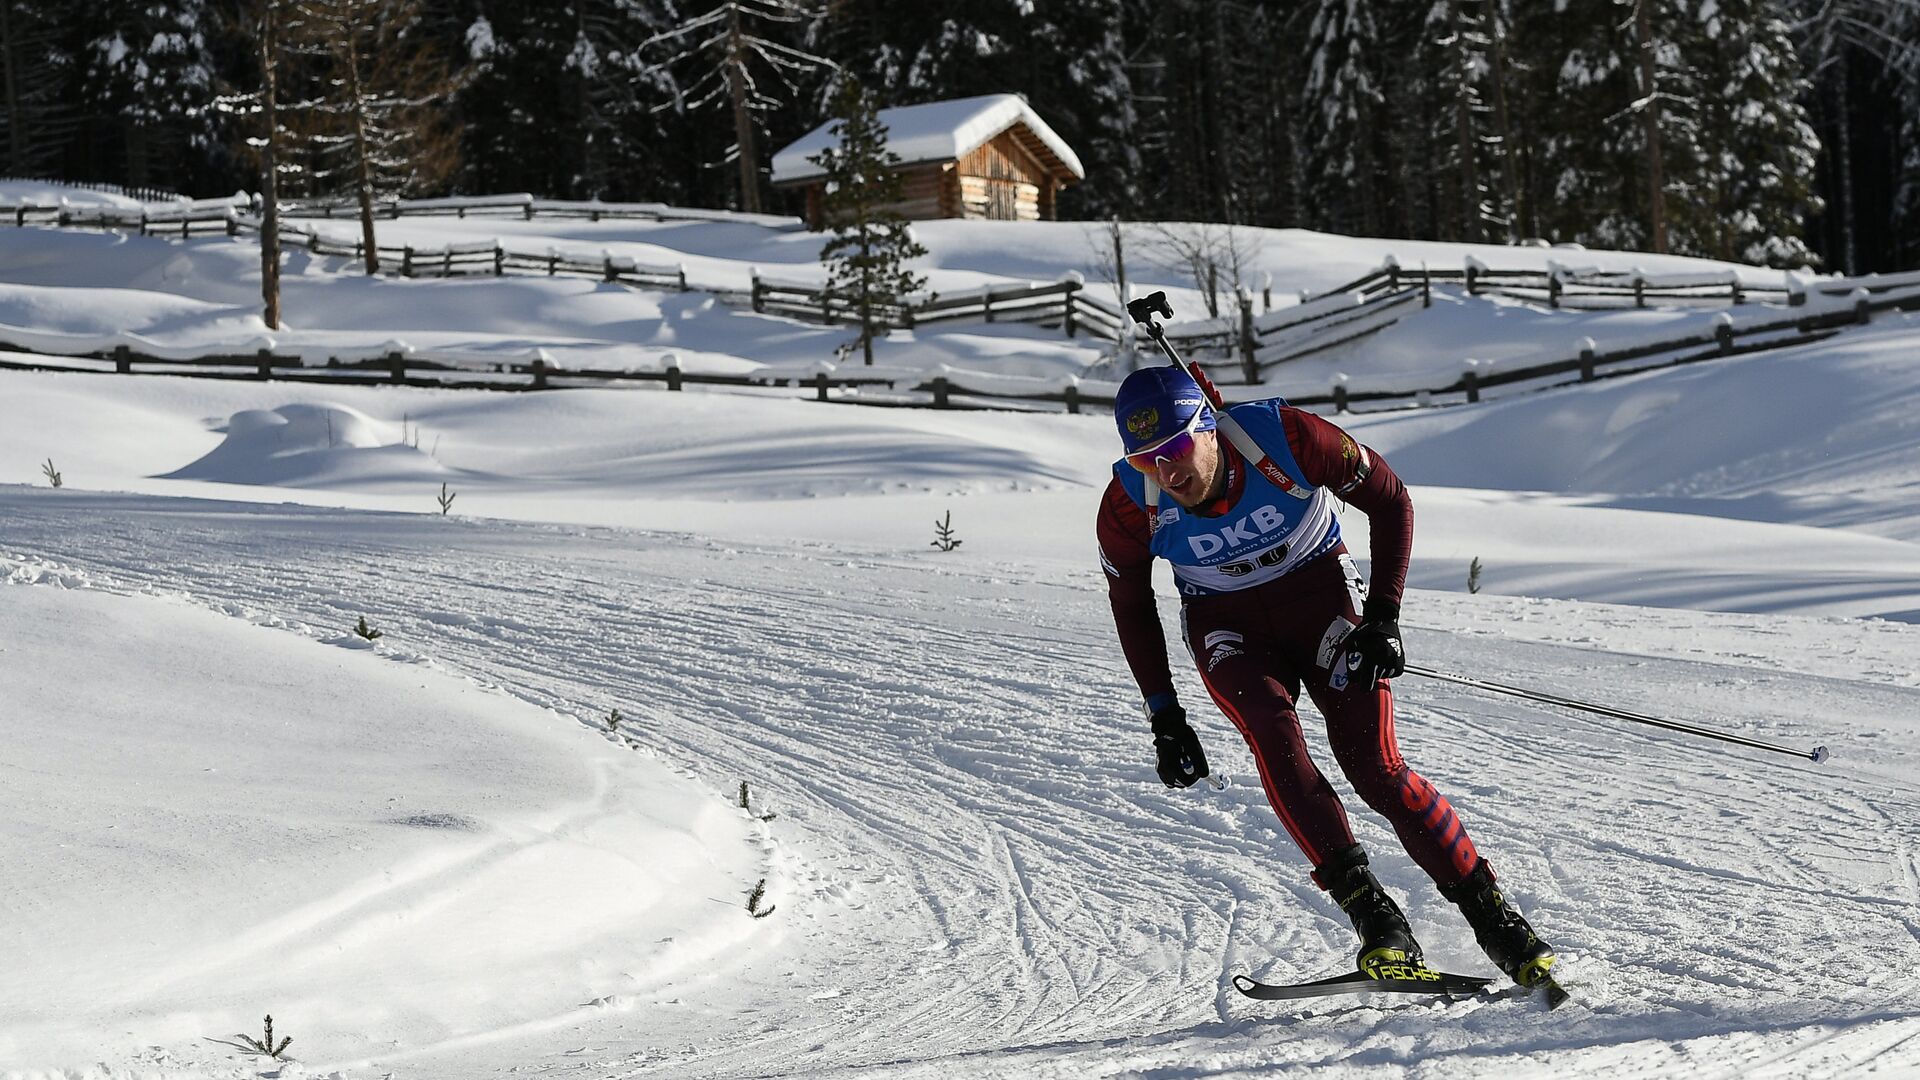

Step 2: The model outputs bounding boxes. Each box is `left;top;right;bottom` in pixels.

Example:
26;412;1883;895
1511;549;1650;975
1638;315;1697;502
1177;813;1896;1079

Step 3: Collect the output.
1097;399;1481;889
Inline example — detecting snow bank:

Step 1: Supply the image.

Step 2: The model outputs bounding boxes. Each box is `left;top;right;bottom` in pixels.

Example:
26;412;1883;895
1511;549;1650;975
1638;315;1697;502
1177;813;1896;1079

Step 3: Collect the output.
0;580;770;1074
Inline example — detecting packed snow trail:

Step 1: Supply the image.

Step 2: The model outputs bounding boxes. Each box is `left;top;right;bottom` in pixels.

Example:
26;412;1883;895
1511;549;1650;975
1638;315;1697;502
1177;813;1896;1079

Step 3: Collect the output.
5;489;1919;1077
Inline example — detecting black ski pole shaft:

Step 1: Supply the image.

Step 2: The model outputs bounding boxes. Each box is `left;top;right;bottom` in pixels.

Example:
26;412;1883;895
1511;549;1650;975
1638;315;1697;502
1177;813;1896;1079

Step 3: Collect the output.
1404;663;1828;764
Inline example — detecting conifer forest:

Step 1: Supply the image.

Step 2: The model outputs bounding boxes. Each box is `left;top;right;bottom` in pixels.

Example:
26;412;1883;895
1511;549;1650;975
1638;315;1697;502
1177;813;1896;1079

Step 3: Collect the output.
3;0;1916;272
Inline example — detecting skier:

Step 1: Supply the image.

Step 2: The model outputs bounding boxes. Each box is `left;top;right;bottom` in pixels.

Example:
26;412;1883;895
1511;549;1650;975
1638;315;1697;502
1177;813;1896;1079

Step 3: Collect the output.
1096;364;1557;990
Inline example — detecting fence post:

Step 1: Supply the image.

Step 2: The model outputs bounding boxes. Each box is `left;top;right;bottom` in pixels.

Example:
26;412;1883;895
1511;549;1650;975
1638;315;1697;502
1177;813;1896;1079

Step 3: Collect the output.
1731;278;1744;305
932;377;950;409
815;370;830;402
548;252;558;276
530;356;548;389
388;350;407;383
666;364;683;391
256;348;274;380
1238;288;1258;385
1715;315;1735;354
1062;279;1079;338
983;289;994;323
677;264;688;291
181;218;190;240
114;345;131;374
442;249;452;276
1063;382;1080;415
1262;273;1272;312
751;271;765;313
1465;262;1478;295
603;256;616;282
1333;379;1350;414
1579;338;1596;382
1422;263;1432;308
523;202;534;221
226;216;238;237
402;246;414;276
1549;271;1562;309
1788;283;1806;307
1463;362;1480;403
494;246;504;276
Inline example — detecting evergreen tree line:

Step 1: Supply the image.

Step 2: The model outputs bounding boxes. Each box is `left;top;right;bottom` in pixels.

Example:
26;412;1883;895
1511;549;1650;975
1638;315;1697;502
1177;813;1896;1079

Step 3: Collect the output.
3;0;1916;271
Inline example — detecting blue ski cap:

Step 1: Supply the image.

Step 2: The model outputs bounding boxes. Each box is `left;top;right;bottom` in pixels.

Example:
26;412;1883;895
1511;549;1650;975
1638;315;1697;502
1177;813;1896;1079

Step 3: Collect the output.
1114;365;1216;455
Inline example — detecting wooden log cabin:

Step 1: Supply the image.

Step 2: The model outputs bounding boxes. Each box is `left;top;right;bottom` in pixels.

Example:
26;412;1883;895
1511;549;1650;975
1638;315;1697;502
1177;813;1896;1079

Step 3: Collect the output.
770;94;1085;230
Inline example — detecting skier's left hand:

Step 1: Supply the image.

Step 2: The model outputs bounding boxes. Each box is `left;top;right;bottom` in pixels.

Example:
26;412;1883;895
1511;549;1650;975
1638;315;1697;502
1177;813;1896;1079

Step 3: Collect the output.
1344;598;1405;691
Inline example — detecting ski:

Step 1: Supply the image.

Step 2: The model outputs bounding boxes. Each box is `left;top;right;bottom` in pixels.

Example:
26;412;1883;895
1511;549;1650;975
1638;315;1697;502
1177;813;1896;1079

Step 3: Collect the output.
1232;966;1495;1002
1535;974;1571;1010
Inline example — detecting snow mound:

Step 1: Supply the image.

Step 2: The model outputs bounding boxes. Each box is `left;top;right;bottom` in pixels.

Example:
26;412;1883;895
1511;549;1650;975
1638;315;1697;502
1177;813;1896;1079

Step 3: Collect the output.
164;402;446;487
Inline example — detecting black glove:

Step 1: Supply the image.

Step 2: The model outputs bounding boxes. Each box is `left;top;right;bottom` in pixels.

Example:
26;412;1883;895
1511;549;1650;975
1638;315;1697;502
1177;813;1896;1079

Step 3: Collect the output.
1150;705;1211;788
1343;597;1405;691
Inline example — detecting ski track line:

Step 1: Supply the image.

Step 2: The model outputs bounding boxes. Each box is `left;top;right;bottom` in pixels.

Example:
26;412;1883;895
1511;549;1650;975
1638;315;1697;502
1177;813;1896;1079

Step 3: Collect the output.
6;494;1920;1078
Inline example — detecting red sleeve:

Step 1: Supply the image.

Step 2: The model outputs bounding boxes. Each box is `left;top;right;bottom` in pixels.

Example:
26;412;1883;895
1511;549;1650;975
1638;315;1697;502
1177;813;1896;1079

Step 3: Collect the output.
1096;477;1177;705
1280;407;1413;612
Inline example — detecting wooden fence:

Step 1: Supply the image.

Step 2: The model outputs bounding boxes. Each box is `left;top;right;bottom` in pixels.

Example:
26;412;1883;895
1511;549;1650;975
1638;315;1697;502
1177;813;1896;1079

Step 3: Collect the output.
0;337;897;399
898;280;1920;416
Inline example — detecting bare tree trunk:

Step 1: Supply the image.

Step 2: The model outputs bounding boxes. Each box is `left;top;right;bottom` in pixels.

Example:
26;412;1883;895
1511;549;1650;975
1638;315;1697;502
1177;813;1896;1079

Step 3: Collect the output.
725;2;762;214
1831;53;1858;275
341;2;379;275
258;0;282;330
1;2;27;174
1486;3;1521;241
1634;0;1668;253
1451;0;1481;243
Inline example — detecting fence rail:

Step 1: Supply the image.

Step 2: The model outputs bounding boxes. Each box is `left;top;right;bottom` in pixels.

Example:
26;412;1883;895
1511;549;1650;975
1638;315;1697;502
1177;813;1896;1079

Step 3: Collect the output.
0;335;898;399
885;280;1920;416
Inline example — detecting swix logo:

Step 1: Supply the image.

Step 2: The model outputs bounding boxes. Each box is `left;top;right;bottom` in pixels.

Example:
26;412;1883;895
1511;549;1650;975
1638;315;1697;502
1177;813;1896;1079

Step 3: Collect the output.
1202;630;1245;671
1254;459;1298;492
1188;505;1288;558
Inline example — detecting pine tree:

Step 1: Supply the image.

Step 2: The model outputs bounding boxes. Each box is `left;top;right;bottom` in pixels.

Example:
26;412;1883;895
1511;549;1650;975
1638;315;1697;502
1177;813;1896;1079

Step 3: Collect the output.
0;0;77;174
287;0;462;271
1679;0;1820;266
813;76;926;365
645;0;835;213
79;0;215;188
1301;0;1386;235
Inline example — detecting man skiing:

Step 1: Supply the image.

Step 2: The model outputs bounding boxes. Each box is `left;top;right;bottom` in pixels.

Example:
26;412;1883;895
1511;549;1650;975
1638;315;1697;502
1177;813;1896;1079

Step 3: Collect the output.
1096;363;1557;991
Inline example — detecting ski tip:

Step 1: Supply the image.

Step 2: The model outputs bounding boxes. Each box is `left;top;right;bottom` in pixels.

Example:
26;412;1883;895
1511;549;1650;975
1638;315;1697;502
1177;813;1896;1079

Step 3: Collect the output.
1541;978;1571;1010
1231;973;1259;995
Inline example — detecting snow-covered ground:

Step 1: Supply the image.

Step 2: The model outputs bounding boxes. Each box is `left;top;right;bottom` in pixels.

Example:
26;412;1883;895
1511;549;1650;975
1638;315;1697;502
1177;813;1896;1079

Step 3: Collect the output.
4;190;1919;1078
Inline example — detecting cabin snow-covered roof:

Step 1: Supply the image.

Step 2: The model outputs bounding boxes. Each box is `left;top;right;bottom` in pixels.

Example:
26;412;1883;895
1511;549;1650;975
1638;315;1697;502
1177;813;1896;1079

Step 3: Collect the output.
770;94;1085;186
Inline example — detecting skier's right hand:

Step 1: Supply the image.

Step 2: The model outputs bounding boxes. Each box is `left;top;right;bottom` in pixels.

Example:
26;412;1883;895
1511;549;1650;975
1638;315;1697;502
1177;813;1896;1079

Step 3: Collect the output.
1150;705;1211;788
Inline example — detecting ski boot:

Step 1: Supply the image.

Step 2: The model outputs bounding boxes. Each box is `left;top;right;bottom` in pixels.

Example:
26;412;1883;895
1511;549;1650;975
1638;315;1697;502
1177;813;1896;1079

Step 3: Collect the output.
1442;860;1557;991
1316;844;1423;977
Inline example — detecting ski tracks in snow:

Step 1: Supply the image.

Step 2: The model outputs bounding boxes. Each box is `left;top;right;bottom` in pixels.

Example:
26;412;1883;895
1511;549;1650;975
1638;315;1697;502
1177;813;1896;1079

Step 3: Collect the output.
5;490;1920;1077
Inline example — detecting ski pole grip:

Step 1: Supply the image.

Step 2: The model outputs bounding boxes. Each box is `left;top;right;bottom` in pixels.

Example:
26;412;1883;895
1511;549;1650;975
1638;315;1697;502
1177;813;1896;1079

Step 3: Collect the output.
1126;290;1174;326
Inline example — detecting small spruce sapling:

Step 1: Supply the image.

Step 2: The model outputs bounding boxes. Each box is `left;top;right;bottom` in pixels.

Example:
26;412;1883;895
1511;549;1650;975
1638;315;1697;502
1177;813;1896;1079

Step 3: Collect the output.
930;510;962;552
436;481;457;515
607;708;623;732
354;616;384;640
41;458;61;488
1468;556;1483;595
235;1014;292;1059
746;877;775;918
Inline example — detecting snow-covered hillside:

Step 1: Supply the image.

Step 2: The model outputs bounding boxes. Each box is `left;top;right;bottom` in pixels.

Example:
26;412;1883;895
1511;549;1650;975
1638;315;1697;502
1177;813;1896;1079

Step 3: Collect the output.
4;189;1919;1078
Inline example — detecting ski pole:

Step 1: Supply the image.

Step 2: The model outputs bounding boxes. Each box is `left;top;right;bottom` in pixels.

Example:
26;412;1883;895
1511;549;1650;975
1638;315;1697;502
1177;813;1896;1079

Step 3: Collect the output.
1125;291;1314;504
1404;663;1829;764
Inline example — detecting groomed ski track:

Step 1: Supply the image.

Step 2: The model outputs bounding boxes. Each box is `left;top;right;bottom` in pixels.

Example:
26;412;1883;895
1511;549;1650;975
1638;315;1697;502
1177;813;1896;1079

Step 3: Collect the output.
6;489;1919;1078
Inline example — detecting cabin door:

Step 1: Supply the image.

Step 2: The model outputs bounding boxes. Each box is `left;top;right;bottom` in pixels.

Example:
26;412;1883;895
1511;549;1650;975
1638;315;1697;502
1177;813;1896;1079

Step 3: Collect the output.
986;178;1018;219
